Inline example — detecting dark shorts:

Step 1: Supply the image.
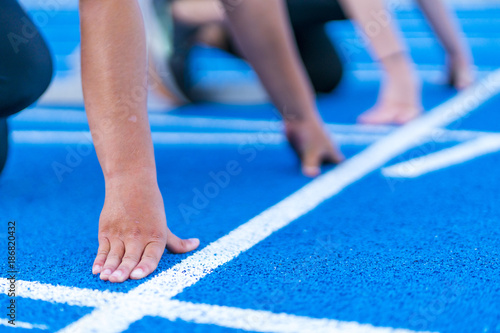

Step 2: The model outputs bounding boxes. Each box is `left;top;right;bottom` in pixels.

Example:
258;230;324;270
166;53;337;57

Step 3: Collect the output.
1;0;53;174
0;0;53;118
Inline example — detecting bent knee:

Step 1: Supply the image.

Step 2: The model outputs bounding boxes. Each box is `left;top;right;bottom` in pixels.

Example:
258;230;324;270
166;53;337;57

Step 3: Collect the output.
310;64;344;94
0;57;53;117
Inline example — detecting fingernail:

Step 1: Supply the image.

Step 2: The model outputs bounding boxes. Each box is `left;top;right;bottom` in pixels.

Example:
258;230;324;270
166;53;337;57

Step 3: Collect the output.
303;166;320;177
93;265;101;274
101;269;112;276
188;238;200;246
110;270;123;279
131;268;145;279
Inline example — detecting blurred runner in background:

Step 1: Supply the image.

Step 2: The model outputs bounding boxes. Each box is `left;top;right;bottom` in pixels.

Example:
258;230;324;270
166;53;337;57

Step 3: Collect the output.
148;0;474;125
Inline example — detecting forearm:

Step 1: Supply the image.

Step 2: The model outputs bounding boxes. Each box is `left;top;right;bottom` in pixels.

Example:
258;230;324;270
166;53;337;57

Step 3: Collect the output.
415;0;470;58
221;0;317;122
80;0;156;181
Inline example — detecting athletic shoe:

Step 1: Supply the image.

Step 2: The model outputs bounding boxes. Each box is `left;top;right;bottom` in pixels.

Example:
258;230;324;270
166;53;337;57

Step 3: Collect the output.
0;117;8;175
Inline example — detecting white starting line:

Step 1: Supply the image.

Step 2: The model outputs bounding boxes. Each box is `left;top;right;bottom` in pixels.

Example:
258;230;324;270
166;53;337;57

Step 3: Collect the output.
9;125;495;147
2;69;500;333
0;279;432;333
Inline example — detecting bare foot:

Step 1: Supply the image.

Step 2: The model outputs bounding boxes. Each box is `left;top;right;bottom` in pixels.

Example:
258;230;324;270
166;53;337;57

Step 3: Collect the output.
285;119;344;177
358;103;421;125
93;173;199;283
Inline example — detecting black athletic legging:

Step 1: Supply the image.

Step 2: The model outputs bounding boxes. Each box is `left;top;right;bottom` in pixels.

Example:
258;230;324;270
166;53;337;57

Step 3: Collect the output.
286;0;347;93
0;0;53;118
1;0;53;174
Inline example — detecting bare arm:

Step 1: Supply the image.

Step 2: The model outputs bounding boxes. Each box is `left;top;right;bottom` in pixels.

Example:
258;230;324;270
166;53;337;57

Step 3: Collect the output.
222;0;343;175
416;0;470;59
416;0;474;88
80;0;198;283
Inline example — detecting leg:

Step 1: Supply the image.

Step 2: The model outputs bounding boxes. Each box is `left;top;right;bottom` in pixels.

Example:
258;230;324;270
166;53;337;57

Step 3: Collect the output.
0;0;53;175
286;0;346;94
338;0;422;124
359;53;422;125
79;0;199;283
286;0;347;26
0;0;53;118
293;25;344;94
222;0;344;176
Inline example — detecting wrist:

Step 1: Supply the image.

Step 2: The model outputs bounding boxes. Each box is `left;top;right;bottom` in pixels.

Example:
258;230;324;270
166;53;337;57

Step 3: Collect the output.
104;166;158;189
282;105;321;125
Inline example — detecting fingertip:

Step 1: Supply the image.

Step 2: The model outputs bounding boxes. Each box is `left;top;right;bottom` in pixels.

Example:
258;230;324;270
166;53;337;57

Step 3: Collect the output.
302;166;320;178
100;268;112;281
109;270;125;283
187;238;200;251
130;268;146;280
92;265;102;275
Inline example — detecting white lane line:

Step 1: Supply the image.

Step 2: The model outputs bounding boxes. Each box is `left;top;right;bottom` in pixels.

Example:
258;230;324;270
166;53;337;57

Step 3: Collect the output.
0;319;48;330
0;279;125;308
12;131;92;145
12;109;282;131
10;107;496;143
0;279;435;333
151;300;435;333
12;108;386;133
382;134;500;178
11;130;382;146
10;127;492;147
57;70;500;333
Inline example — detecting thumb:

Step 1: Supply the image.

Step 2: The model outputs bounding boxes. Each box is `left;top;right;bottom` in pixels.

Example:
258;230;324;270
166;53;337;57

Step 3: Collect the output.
166;229;200;254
